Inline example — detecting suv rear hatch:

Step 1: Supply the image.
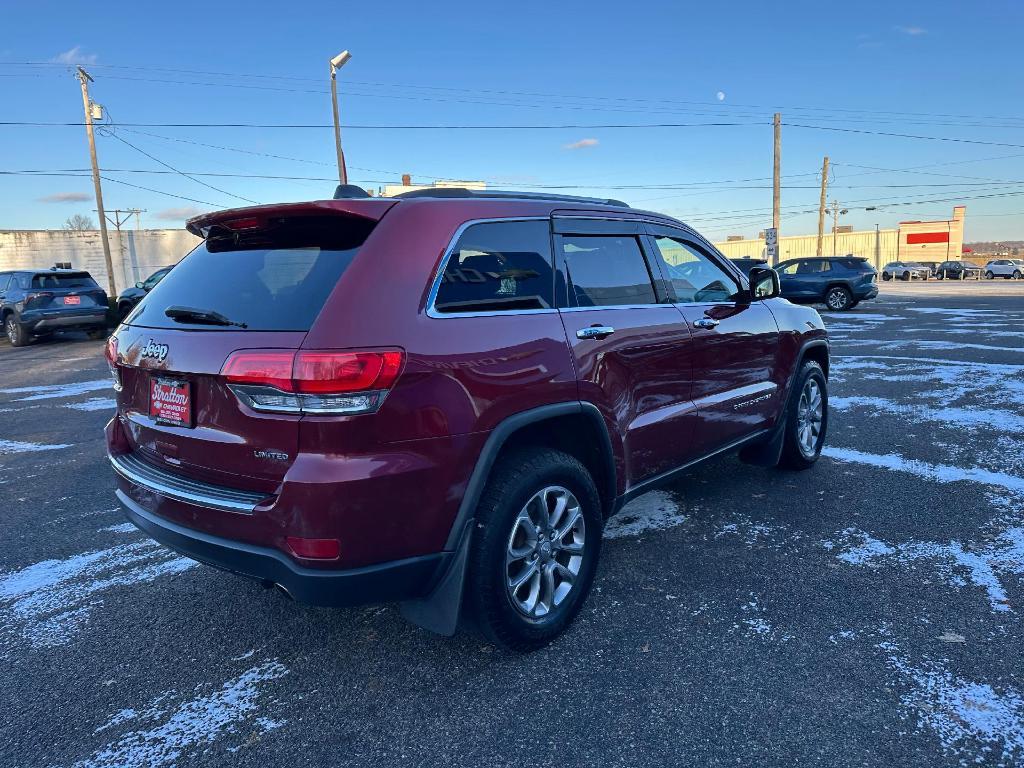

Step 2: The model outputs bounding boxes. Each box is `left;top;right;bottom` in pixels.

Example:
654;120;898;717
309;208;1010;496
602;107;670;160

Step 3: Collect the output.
112;202;394;493
26;271;106;310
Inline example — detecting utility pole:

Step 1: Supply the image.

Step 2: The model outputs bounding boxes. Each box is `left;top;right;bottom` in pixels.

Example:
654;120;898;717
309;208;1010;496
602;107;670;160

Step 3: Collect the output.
875;223;881;269
830;200;848;257
816;156;830;257
98;209;146;286
772;112;781;262
76;67;116;298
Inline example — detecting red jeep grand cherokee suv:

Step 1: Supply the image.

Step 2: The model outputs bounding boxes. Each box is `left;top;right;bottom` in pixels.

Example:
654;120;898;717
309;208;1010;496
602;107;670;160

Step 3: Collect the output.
106;188;828;651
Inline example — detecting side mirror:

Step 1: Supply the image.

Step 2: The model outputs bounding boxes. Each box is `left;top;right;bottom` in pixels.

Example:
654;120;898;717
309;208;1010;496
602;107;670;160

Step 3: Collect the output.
135;281;144;289
748;266;781;300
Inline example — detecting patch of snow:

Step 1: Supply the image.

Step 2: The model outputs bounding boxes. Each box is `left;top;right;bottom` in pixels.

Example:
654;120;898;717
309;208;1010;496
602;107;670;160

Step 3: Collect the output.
0;541;196;651
829;397;1024;434
66;397;116;412
822;447;1024;494
100;523;137;534
604;491;685;539
77;661;289;768
1;379;111;402
831;527;1024;613
879;640;1024;764
0;439;72;454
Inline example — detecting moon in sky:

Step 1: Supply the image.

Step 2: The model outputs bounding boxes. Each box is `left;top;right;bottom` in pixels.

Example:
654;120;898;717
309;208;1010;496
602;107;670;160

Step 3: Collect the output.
716;91;726;101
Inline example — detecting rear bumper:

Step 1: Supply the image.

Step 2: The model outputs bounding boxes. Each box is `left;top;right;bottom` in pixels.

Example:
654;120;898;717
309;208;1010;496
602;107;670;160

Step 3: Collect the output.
854;284;879;300
116;488;447;607
21;309;106;332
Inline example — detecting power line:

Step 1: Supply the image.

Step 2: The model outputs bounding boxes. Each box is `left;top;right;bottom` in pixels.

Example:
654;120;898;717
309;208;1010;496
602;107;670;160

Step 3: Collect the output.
785;123;1024;150
9;61;1024;126
102;131;259;204
0;120;768;130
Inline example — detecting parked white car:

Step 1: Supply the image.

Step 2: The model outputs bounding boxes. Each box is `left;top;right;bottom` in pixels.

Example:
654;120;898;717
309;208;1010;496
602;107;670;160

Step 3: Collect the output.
881;261;930;281
984;259;1024;279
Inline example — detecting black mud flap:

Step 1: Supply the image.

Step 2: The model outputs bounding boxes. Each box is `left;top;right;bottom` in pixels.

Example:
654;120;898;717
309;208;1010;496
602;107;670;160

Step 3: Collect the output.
399;521;472;636
737;420;786;467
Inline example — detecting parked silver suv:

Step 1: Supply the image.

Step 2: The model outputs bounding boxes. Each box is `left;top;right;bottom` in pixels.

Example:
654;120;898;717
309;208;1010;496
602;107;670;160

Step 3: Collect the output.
984;259;1024;280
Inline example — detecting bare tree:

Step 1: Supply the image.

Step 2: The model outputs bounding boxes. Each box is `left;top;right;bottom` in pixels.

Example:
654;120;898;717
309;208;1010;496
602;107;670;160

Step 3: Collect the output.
61;214;96;231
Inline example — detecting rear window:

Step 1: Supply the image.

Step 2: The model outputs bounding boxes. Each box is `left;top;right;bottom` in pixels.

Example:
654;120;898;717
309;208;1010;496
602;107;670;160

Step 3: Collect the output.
31;272;98;289
125;216;375;331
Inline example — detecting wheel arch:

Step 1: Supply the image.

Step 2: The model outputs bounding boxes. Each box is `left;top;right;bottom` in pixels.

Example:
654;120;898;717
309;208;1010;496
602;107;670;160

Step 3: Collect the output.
401;402;618;637
444;403;617;553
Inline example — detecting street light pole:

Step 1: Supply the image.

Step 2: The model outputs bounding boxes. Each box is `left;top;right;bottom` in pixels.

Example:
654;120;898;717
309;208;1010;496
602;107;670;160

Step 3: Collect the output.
329;50;352;185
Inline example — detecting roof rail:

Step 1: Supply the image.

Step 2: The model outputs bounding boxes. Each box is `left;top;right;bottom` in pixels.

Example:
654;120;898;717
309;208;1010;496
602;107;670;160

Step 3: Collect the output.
392;187;630;208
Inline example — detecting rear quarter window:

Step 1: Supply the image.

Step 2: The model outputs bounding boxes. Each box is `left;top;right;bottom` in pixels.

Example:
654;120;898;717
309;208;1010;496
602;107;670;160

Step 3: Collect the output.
433;220;554;313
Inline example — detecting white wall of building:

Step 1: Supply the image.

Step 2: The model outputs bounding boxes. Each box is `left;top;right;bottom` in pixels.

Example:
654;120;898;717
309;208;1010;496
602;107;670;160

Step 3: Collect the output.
713;229;900;270
0;229;201;295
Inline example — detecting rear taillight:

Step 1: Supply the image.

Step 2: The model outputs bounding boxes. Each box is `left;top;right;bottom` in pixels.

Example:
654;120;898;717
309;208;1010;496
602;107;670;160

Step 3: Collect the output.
105;335;122;392
23;291;52;305
221;348;405;415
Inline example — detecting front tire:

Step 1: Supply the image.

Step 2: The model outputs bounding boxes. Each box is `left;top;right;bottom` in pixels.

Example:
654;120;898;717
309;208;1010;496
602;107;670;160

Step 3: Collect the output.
1013;270;1021;280
882;272;892;281
985;271;995;280
778;360;828;470
901;271;911;281
465;448;602;652
4;316;30;347
824;285;853;311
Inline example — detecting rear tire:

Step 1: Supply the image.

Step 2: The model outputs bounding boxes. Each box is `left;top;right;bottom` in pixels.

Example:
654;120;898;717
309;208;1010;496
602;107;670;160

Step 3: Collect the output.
824;285;853;311
117;302;133;320
4;316;30;347
778;360;828;471
882;272;892;281
1013;270;1021;280
465;447;602;652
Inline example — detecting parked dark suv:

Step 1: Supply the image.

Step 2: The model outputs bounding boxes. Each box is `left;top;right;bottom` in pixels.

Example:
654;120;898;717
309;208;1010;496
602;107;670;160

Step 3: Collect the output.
116;266;173;319
106;190;829;650
1;268;108;346
936;260;983;280
775;256;878;311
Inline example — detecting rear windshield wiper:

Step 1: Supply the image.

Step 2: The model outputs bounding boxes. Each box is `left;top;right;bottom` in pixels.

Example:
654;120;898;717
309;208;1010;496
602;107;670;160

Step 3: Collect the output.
164;305;248;328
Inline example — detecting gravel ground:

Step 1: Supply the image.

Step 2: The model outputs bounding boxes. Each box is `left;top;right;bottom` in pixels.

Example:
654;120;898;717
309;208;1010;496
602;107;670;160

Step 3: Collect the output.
1;281;1023;768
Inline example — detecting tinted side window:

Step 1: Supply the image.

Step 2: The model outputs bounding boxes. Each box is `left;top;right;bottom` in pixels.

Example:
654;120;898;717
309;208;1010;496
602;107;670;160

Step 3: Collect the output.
650;237;738;303
0;274;10;292
559;235;657;307
797;260;830;274
434;220;553;314
778;261;800;275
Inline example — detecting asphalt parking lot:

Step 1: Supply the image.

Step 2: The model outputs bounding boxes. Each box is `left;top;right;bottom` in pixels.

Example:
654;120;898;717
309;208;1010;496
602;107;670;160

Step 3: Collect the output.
1;281;1023;767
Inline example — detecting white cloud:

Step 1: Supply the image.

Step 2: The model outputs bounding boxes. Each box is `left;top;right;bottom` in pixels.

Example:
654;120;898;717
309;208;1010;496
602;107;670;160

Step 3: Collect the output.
563;138;599;150
896;25;927;35
37;192;91;203
716;91;726;102
49;46;98;66
155;206;207;222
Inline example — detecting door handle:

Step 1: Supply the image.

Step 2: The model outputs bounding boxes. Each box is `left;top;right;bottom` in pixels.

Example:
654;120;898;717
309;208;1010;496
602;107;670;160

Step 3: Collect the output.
693;318;720;329
576;325;615;340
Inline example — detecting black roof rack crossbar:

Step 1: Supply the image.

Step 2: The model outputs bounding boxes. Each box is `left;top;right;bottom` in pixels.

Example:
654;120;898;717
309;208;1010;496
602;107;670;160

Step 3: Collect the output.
392;187;630;208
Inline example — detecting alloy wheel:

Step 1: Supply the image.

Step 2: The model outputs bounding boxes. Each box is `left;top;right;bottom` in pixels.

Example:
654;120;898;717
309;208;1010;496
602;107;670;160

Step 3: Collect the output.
796;379;824;458
5;319;15;344
505;485;586;620
826;289;849;310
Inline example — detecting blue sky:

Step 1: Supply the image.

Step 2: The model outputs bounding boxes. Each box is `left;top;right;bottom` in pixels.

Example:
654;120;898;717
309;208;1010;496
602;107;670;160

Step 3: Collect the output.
3;0;1023;241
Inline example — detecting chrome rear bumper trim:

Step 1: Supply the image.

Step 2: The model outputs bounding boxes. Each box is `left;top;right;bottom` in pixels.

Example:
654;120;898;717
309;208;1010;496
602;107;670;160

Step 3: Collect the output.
109;451;268;514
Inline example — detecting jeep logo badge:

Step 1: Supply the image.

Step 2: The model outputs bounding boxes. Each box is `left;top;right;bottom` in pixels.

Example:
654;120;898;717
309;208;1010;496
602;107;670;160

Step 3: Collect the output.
140;339;169;363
